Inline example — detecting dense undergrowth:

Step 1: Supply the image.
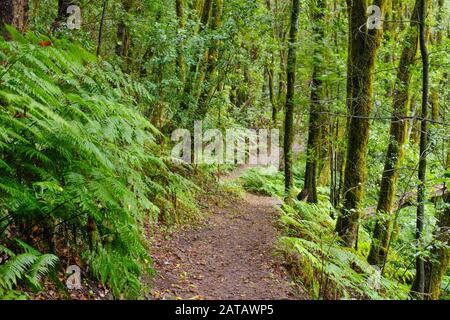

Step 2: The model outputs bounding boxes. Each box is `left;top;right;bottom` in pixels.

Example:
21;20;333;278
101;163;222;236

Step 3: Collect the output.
239;166;449;300
0;29;203;299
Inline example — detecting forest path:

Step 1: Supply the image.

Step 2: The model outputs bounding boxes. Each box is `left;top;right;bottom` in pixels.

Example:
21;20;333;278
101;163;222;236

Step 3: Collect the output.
149;165;304;300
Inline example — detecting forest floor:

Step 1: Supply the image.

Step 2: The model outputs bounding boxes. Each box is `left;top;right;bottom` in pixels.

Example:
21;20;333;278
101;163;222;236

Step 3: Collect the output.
149;165;306;300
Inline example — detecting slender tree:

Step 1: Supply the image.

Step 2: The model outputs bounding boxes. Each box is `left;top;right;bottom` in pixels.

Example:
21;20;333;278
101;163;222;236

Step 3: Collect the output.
283;0;300;194
177;0;213;118
96;0;108;56
335;0;387;247
197;0;224;117
265;0;278;124
274;0;288;109
116;0;134;64
368;0;421;266
423;191;450;299
411;0;429;299
175;0;186;84
297;0;325;203
56;0;74;22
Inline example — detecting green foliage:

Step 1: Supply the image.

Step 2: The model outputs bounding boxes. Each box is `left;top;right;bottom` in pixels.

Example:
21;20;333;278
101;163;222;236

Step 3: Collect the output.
240;167;284;197
0;240;58;299
276;200;409;300
239;167;410;299
2;0;448;301
441;275;450;300
240;165;304;198
0;30;200;298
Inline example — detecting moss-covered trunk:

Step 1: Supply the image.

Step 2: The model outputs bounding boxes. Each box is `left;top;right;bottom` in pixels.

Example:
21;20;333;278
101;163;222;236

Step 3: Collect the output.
297;0;325;204
368;0;421;267
265;0;278;124
423;192;450;299
423;141;450;299
410;0;429;299
177;0;213;121
175;0;186;85
335;0;386;247
283;0;300;194
268;63;277;123
116;0;133;66
197;0;224;118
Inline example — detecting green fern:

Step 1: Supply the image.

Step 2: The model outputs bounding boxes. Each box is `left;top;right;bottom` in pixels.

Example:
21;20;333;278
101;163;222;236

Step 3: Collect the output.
276;200;409;299
0;242;58;298
0;31;202;298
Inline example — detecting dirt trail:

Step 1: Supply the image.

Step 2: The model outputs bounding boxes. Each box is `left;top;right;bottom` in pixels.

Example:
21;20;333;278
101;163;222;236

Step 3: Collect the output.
149;166;304;300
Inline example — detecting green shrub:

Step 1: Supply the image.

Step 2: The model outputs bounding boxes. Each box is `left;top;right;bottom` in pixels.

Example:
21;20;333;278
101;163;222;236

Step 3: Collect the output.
0;240;58;299
276;200;409;299
0;29;200;298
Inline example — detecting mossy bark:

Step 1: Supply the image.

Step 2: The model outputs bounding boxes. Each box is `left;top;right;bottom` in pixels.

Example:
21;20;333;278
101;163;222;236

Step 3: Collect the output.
430;0;445;122
198;0;224;118
177;0;213;121
283;0;300;194
423;192;450;299
265;0;278;124
175;0;186;85
422;142;450;299
297;0;325;204
268;64;277;123
273;0;287;109
200;0;213;27
116;0;133;67
368;0;421;267
336;0;386;247
96;0;108;56
410;0;429;299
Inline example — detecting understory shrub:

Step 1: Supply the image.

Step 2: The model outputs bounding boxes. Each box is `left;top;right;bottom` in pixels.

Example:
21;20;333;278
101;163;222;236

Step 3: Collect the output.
0;29;200;298
239;167;409;300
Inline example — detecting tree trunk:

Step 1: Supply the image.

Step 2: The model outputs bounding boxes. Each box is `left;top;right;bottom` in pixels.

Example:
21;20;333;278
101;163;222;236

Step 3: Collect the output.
410;0;429;299
297;0;325;204
430;0;445;123
177;0;213;121
0;0;29;39
56;0;74;21
268;63;277;123
116;0;133;66
200;0;213;28
197;0;224;117
283;0;300;194
265;0;277;124
423;191;450;299
368;0;421;267
336;0;386;247
275;0;287;111
175;0;186;85
96;0;108;56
